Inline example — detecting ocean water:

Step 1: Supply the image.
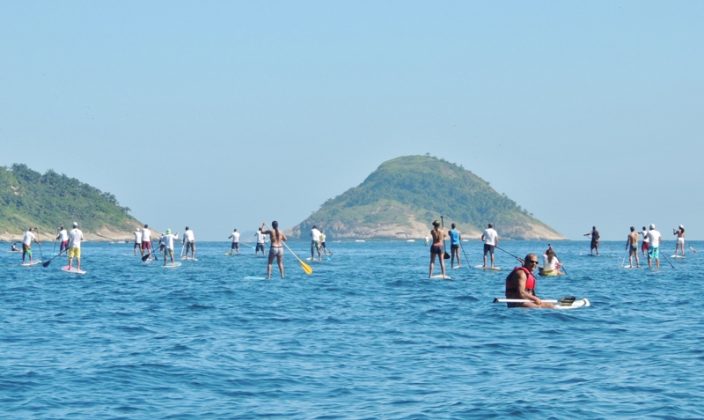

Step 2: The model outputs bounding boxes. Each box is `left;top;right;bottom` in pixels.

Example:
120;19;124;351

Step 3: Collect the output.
1;240;703;418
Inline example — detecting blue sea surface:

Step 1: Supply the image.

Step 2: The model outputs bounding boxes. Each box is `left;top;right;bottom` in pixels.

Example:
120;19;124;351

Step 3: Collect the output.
1;240;703;418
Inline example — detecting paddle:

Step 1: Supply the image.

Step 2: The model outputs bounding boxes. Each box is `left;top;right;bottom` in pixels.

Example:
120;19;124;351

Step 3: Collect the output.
494;296;576;305
141;243;158;262
282;242;313;275
496;245;523;263
494;298;558;304
42;249;66;268
440;216;450;260
36;241;44;262
662;253;676;270
459;244;472;273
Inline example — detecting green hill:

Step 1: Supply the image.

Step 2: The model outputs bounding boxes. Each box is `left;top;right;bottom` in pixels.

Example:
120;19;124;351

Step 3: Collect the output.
291;155;563;240
0;164;141;241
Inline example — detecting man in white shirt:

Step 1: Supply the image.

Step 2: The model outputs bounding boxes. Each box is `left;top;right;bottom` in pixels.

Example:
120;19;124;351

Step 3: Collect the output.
162;228;179;265
133;227;143;256
22;227;39;264
56;226;69;254
481;223;499;269
183;226;196;259
68;222;84;270
141;224;153;259
646;223;663;270
228;228;240;255
255;227;266;256
310;225;322;261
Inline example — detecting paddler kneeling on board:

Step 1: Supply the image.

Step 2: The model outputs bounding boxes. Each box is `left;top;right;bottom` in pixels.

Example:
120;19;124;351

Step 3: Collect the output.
505;253;554;308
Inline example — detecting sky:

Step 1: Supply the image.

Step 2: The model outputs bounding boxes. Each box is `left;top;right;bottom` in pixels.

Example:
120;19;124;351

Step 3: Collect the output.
1;1;702;240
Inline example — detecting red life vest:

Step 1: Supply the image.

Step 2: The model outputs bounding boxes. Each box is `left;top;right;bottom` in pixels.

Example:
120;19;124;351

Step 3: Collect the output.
509;266;535;292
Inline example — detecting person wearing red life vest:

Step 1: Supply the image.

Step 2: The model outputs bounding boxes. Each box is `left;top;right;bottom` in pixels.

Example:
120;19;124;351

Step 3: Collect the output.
505;253;554;308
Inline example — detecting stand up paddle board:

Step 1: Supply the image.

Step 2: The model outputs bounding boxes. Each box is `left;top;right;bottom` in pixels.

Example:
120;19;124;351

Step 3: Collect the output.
552;298;591;310
493;297;590;310
538;268;564;277
20;260;42;267
430;274;452;280
181;256;198;261
474;264;501;271
61;265;87;275
163;262;182;269
243;275;267;280
670;255;685;259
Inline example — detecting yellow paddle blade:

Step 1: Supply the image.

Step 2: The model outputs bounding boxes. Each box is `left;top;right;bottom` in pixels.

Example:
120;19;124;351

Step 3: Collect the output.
299;260;313;275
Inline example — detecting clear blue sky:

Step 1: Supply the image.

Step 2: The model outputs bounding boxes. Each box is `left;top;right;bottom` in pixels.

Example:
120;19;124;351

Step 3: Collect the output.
2;1;702;240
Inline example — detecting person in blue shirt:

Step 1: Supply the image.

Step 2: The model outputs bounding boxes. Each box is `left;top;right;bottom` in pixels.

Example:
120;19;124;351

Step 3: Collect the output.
449;223;462;268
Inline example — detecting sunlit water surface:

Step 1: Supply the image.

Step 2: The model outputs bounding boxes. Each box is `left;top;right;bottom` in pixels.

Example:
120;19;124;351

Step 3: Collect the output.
2;240;703;418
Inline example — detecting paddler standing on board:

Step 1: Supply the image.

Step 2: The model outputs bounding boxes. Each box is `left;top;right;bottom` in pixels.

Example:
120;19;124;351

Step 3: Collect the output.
161;229;179;266
133;227;143;256
56;226;69;254
505;253;554;308
640;226;650;257
646;223;662;270
626;226;640;268
481;223;499;269
21;227;39;264
228;228;240;255
141;224;153;259
428;220;447;278
67;222;84;271
449;223;462;269
584;226;600;256
261;221;287;279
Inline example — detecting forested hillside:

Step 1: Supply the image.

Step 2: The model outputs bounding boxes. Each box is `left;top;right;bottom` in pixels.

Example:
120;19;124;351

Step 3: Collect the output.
291;155;563;240
0;164;140;240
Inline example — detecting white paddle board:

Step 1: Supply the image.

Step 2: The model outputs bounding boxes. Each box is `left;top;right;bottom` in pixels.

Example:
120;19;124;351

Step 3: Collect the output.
20;260;42;267
553;298;591;310
670;255;685;259
181;256;198;261
243;275;267;280
474;264;501;271
163;262;182;269
494;297;590;309
430;274;452;280
61;265;87;275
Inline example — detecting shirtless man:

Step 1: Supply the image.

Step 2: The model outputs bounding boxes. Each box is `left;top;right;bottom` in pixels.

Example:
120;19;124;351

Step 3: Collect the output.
626;226;640;268
505;253;554;308
584;226;600;256
428;220;447;278
261;221;287;279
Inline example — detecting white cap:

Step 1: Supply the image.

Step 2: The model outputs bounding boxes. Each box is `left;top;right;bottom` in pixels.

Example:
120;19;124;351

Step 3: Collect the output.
73;222;78;227
679;224;684;229
650;223;655;229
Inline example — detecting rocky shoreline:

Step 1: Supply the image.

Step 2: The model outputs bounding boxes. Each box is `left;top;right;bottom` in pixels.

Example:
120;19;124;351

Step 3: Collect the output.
0;226;137;243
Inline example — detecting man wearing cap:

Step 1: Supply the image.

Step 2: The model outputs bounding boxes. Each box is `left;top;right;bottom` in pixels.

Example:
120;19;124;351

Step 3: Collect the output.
674;225;686;257
646;224;662;270
67;222;84;271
